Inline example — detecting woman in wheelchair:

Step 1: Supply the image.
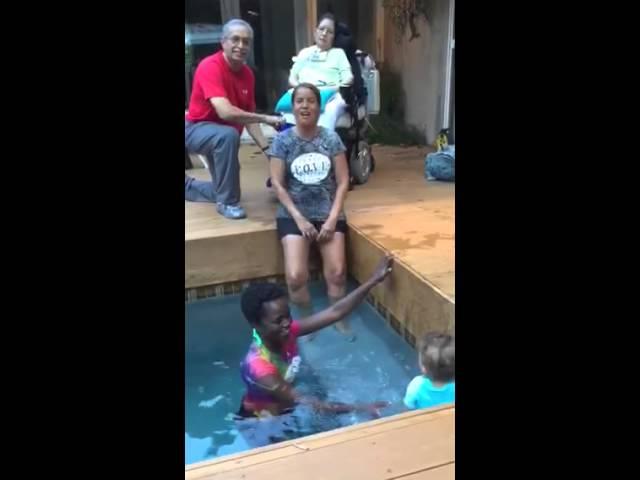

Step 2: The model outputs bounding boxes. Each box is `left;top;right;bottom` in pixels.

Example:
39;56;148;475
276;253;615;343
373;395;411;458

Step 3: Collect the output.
268;83;355;341
284;13;353;132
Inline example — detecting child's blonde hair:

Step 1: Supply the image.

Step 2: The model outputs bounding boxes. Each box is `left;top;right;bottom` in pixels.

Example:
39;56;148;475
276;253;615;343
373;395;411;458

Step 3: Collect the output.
419;332;455;383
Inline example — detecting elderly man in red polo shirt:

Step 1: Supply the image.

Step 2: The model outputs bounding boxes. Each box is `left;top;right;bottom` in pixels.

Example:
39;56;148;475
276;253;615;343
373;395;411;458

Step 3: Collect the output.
185;18;284;219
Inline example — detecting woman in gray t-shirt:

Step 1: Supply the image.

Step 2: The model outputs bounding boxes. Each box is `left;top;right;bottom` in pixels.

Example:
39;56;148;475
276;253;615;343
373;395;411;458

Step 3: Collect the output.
269;83;354;340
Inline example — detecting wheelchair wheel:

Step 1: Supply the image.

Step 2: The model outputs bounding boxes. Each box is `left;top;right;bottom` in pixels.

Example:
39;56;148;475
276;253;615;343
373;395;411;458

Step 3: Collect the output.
349;141;372;185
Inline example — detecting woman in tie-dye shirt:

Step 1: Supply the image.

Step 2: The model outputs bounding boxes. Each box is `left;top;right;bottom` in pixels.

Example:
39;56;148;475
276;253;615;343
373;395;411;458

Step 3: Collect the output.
237;255;394;418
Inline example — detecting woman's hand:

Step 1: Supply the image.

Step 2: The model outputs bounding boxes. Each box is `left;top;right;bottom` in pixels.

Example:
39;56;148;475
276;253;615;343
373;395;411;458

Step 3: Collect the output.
359;401;392;418
370;255;394;285
295;217;318;241
317;217;337;243
309;400;391;417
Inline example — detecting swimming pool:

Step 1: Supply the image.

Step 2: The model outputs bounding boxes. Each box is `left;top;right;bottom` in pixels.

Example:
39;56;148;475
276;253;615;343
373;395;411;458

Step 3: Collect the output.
185;279;418;465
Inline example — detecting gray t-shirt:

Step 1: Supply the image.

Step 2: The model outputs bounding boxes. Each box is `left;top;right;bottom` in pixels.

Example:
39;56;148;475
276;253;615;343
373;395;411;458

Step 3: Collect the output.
269;127;347;221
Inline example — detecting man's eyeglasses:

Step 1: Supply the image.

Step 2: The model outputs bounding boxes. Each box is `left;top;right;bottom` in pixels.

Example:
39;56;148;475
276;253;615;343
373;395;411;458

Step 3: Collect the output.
226;35;252;47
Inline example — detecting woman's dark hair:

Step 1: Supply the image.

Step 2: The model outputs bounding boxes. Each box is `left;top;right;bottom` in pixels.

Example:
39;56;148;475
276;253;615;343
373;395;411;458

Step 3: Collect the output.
317;12;336;27
240;283;287;326
419;332;455;383
292;82;321;108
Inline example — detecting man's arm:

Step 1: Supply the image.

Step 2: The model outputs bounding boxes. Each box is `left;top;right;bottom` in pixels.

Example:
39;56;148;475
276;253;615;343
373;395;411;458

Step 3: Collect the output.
245;123;271;153
210;97;283;127
297;255;393;336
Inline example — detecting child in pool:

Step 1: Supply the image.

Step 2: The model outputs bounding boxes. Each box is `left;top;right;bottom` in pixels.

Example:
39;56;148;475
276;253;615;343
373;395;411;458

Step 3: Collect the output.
403;332;455;410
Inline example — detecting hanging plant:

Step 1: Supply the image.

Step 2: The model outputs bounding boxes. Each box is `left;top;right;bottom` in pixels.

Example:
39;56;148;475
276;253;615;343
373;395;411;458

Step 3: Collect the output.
383;0;433;43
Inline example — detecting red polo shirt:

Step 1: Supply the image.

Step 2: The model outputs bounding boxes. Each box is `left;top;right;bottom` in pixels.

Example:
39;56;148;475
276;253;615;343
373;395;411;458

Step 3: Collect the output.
186;51;256;134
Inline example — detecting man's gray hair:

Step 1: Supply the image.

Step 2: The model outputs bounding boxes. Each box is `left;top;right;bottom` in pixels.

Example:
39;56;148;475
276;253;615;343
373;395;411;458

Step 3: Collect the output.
222;18;254;39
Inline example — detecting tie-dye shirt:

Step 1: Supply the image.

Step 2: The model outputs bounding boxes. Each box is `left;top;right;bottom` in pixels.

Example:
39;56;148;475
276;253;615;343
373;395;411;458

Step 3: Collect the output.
240;321;301;416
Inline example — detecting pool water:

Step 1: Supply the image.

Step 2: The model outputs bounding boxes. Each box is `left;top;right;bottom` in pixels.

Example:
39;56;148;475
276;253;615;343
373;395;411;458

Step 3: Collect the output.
185;279;419;465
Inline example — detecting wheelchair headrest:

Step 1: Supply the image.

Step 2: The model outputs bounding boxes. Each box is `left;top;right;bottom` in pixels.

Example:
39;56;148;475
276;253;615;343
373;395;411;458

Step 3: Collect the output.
274;88;338;113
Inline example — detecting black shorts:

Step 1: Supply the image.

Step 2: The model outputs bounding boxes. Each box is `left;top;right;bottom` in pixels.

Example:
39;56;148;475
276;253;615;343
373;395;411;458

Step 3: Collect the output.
276;218;347;240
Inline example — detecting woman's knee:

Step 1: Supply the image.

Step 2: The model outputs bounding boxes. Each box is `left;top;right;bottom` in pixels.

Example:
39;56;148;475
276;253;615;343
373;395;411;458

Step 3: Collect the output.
286;267;309;292
324;263;346;288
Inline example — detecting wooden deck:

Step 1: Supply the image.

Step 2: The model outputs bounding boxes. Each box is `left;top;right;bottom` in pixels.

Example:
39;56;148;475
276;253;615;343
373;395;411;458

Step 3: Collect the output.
185;143;454;336
185;405;455;480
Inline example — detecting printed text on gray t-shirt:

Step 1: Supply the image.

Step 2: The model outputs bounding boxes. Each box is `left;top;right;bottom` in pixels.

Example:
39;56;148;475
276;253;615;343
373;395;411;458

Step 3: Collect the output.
269;127;347;221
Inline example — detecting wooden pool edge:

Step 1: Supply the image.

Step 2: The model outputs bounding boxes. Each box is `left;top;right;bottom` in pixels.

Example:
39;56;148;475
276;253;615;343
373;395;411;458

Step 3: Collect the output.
185;405;455;479
346;224;455;344
185;224;454;340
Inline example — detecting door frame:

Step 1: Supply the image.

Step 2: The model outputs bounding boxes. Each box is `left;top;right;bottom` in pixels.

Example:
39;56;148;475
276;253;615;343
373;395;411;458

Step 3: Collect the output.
442;0;455;132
